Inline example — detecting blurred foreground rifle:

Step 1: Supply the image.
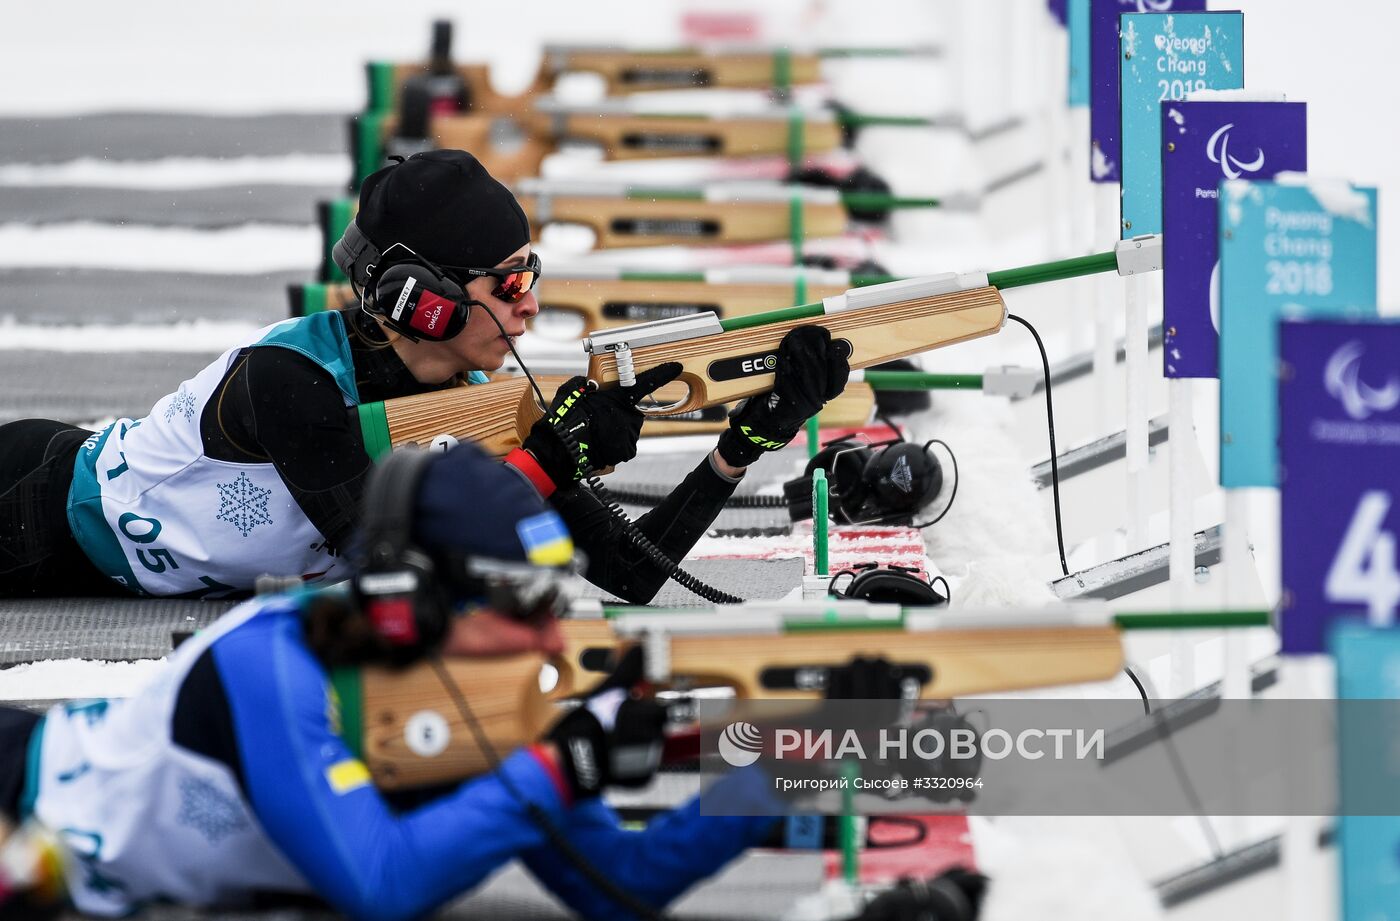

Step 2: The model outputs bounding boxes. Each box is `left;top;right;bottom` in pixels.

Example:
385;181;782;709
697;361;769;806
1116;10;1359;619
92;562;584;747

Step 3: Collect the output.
331;601;1125;790
352;236;1163;457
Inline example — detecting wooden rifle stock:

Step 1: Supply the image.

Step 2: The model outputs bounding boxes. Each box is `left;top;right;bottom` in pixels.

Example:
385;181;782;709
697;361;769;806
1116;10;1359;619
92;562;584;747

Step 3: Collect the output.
544;48;825;94
584;287;1006;414
356;373;875;457
363;109;844;183
334;610;1126;790
370;51;826;116
516;189;850;248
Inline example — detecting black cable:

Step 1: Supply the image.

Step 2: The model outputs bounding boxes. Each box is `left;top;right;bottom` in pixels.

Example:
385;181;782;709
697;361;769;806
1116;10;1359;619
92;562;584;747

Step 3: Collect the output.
477;305;742;604
1006;314;1069;577
583;467;744;604
910;439;959;529
1122;666;1225;861
606;485;790;509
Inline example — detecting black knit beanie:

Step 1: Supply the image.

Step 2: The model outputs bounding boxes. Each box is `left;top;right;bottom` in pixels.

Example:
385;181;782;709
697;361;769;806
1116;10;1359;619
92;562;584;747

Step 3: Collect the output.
357;149;531;269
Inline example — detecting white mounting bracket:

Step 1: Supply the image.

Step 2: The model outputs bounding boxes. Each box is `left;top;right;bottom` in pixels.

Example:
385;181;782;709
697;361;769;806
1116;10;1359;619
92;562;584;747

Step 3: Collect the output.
1114;233;1164;276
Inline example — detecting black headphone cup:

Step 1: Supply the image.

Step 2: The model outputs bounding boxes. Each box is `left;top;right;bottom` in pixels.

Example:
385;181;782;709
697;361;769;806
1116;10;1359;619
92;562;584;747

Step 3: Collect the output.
842;567;947;606
370;261;471;342
354;449;449;662
865;442;942;514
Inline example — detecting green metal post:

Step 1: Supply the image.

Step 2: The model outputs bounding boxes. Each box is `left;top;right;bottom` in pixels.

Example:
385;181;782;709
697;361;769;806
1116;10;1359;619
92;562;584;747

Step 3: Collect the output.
840;760;860;886
786;107;805;174
788;195;805;265
813;469;829;575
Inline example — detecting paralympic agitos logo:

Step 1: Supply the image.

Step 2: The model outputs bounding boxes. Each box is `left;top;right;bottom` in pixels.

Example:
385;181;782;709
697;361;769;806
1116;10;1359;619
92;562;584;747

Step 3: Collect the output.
1325;341;1400;421
1207;124;1266;180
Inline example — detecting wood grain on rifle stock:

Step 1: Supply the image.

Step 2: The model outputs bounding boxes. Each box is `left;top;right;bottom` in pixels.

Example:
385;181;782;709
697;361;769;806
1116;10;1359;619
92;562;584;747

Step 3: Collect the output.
374;111;842;182
553;50;823;95
378;375;876;452
516;194;849;248
350;618;1125;789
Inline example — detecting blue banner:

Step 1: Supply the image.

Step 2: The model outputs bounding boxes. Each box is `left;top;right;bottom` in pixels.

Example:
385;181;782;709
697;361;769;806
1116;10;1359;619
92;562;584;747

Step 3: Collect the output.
1218;179;1378;487
1069;0;1090;106
1090;0;1205;184
1162;100;1306;377
1120;12;1244;237
1282;320;1400;653
1334;624;1400;919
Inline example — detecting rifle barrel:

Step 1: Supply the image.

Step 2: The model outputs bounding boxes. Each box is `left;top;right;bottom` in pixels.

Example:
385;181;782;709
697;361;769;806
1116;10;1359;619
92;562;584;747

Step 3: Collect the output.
862;370;982;390
1113;611;1271;630
987;250;1119;290
716;247;1128;334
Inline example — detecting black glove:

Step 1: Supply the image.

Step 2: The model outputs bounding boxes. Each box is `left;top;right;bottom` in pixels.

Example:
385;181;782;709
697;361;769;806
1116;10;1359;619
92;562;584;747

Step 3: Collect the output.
824;655;919;700
716;325;850;469
823;656;921;743
546;647;667;799
522;362;683;485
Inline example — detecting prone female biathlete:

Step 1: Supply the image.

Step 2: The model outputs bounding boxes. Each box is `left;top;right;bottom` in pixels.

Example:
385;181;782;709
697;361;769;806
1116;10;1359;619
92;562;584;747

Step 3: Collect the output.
0;149;850;602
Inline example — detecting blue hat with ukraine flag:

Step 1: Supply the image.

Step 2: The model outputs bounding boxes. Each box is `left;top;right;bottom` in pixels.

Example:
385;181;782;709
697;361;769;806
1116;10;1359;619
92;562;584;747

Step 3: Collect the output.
411;441;575;613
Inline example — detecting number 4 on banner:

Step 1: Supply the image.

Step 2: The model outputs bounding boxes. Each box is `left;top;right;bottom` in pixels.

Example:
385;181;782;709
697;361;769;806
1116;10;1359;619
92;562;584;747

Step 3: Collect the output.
1326;491;1400;626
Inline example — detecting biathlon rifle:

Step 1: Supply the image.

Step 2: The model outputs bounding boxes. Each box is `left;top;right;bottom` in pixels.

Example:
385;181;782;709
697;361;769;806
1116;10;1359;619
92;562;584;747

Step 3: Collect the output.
352;236;1163;458
317;183;936;281
331;600;1130;790
355;100;952;187
365;41;941;116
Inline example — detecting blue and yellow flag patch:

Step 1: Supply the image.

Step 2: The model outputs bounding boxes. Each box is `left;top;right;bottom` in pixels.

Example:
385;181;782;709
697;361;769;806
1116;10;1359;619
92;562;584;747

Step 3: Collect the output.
516;511;574;566
325;758;372;794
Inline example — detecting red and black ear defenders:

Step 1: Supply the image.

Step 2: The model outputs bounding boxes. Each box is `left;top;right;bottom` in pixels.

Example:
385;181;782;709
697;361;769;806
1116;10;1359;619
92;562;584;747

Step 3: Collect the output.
332;219;475;342
354;447;451;664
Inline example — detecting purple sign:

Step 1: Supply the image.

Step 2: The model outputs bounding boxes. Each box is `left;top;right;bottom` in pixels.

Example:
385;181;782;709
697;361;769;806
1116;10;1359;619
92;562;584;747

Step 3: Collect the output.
1089;0;1206;183
1162;100;1307;377
1049;0;1069;25
1280;319;1400;654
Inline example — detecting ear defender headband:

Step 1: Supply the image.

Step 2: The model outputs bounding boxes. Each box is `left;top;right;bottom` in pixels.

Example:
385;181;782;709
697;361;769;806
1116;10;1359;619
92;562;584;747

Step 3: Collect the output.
354;447;451;663
332;219;475;343
828;563;950;607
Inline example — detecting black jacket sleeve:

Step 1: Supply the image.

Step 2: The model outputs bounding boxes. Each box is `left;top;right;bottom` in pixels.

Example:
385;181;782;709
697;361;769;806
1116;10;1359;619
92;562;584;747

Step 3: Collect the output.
548;454;740;604
203;347;373;554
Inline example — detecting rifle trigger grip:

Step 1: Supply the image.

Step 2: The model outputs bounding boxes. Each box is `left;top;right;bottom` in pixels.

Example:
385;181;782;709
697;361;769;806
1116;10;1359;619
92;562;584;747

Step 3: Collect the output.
613;342;636;387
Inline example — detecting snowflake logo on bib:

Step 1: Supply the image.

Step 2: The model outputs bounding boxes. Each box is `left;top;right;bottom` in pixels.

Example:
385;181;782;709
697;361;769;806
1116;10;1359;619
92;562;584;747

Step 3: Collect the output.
216;472;273;536
164;387;197;423
177;777;249;845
